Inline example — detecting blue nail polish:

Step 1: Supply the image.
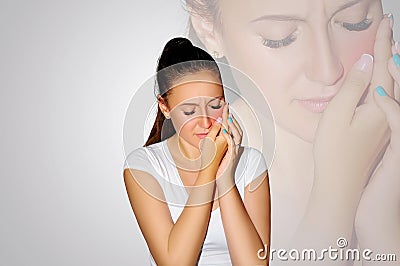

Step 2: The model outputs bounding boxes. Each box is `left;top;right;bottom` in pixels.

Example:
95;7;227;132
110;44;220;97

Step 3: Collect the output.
228;117;233;123
376;86;387;96
222;129;227;134
393;54;400;68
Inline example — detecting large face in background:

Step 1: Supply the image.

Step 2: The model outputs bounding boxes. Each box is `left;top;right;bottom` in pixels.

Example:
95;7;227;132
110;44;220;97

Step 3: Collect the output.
192;0;383;142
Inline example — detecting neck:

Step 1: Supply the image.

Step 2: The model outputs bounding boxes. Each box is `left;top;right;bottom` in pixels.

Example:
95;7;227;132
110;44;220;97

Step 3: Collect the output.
167;135;202;172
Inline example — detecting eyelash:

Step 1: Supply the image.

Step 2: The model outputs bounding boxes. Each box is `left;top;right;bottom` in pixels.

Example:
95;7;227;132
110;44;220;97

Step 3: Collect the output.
183;111;195;116
262;33;297;49
261;17;372;49
182;104;223;116
341;18;372;31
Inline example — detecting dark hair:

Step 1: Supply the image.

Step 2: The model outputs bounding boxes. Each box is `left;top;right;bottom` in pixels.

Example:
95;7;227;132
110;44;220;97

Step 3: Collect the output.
144;37;222;146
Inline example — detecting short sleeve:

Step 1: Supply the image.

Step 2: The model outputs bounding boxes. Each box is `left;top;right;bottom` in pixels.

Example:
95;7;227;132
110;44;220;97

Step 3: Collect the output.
236;147;268;188
123;147;154;174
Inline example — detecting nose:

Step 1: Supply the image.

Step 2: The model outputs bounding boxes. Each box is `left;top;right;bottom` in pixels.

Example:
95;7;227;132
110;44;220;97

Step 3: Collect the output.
305;26;344;86
198;110;213;129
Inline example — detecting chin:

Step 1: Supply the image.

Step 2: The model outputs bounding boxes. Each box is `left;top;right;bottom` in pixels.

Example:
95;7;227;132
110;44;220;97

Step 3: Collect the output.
279;117;320;144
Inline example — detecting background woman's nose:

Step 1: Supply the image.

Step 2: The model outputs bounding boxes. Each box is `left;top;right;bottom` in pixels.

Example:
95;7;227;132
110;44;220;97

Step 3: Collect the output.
305;29;344;86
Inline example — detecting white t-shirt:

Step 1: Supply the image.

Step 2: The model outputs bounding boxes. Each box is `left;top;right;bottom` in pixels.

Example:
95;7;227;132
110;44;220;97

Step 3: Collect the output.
123;139;267;265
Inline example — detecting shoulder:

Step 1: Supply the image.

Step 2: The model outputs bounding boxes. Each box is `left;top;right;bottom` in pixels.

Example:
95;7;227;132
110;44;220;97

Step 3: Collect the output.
123;141;166;171
237;146;266;171
236;146;268;188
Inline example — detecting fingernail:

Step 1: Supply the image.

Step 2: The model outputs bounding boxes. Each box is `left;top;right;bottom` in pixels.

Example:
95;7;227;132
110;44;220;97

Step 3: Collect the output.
216;117;222;124
222;129;227;134
228;117;233;123
388;13;394;28
376;86;387;96
355;54;373;71
393;53;400;68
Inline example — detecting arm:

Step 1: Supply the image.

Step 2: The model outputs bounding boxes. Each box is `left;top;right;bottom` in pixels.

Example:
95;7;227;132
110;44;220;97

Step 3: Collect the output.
218;171;270;265
124;167;216;266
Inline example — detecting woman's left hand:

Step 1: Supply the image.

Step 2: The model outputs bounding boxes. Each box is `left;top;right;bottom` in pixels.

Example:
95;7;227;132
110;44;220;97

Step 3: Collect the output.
355;42;400;262
216;103;243;193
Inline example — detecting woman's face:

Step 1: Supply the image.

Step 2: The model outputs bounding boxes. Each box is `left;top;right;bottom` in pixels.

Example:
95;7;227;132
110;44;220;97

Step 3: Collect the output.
207;0;383;142
163;71;225;148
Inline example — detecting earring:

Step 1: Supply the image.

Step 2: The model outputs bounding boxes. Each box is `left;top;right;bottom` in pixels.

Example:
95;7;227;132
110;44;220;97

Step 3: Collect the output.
212;51;221;59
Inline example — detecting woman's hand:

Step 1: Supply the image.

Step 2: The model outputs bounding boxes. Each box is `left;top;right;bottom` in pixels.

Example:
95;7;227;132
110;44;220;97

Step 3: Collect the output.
215;103;243;193
354;41;400;264
199;115;228;174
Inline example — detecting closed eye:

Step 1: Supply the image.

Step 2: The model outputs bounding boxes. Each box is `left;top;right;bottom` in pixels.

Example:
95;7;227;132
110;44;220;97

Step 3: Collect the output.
341;18;372;31
262;33;297;49
183;110;195;116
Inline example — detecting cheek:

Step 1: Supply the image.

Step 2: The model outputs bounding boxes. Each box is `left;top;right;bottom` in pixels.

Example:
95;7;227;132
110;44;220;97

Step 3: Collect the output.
335;28;378;73
208;108;223;118
172;117;197;136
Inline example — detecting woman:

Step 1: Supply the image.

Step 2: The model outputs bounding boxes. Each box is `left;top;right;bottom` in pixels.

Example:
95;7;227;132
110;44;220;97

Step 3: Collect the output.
185;0;400;265
123;37;270;265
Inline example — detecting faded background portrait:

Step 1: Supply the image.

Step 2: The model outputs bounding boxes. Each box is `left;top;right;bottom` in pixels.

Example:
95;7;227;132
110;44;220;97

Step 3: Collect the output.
1;0;399;265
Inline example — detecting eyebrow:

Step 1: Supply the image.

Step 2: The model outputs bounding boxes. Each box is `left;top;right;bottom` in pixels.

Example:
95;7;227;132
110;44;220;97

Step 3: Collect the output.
180;96;224;106
250;14;305;23
250;0;362;23
335;0;362;13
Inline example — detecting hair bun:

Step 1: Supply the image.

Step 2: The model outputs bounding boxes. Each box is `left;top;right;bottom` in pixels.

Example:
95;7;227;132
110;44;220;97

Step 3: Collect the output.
164;37;193;51
157;37;200;71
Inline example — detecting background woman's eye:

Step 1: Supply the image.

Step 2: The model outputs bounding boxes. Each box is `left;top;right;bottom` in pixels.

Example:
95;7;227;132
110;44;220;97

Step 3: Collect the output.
262;33;297;49
342;18;372;31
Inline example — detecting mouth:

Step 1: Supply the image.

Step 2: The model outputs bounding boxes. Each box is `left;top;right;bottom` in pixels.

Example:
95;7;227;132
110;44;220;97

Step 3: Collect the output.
195;133;209;139
296;94;336;113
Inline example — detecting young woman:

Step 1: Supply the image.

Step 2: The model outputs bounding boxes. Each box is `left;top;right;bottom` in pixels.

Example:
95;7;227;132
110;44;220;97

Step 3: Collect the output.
123;37;270;265
184;0;400;265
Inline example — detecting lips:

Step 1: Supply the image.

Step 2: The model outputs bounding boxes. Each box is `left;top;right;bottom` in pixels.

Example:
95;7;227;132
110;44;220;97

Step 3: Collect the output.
195;133;209;139
296;94;336;113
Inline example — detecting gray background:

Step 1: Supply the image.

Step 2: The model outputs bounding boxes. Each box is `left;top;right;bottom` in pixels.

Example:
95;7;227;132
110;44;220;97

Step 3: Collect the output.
0;1;398;265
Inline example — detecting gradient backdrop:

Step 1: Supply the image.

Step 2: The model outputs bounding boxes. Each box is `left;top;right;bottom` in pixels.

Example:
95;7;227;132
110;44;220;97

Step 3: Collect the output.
1;1;399;265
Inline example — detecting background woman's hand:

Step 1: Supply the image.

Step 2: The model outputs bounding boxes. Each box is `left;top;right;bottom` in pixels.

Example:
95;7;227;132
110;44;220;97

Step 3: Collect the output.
295;17;394;252
354;41;400;263
313;16;393;197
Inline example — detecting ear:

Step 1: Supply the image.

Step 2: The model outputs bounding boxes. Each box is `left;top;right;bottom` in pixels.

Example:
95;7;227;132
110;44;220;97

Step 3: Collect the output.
189;12;224;58
157;95;170;119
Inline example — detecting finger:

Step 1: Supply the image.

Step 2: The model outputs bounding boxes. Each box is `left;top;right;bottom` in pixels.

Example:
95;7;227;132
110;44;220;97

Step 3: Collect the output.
326;53;373;125
374;86;400;141
389;51;400;101
222;102;229;134
369;15;395;101
230;113;243;138
228;115;242;145
221;127;234;152
206;118;222;141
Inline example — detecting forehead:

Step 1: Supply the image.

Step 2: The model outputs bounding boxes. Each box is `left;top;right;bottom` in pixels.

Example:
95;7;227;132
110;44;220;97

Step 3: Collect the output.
218;0;376;20
167;71;223;105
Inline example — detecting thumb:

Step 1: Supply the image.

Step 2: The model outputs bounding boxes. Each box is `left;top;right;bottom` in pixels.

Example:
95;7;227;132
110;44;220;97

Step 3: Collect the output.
326;54;373;125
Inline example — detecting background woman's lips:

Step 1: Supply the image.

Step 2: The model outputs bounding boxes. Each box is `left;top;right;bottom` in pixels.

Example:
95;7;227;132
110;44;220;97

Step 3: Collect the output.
296;95;336;113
